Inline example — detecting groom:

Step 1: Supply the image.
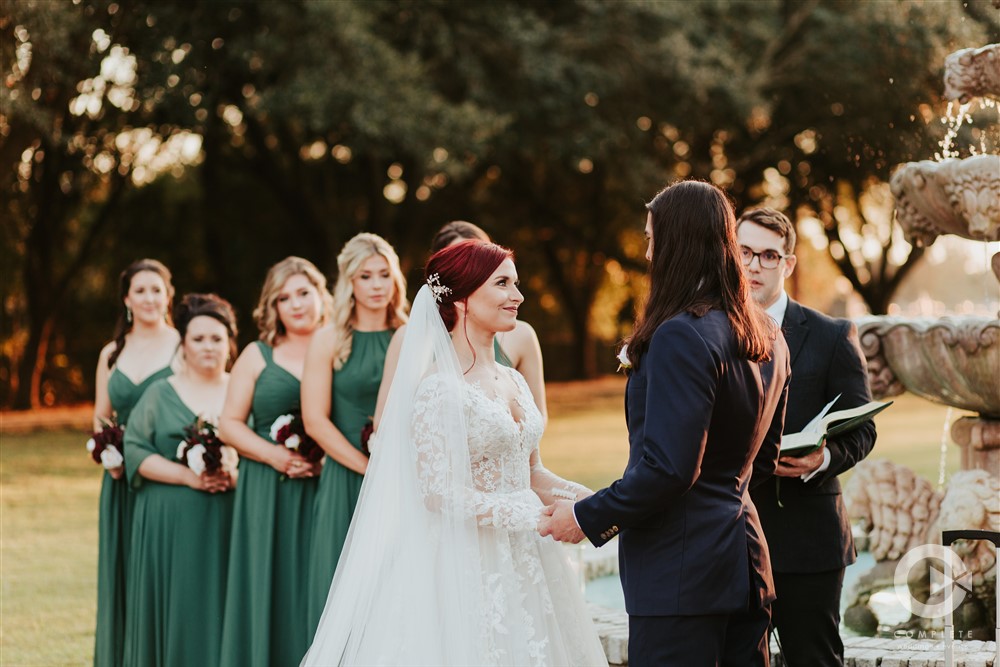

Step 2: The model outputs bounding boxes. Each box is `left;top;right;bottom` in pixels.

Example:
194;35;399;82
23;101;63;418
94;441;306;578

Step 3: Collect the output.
540;182;789;666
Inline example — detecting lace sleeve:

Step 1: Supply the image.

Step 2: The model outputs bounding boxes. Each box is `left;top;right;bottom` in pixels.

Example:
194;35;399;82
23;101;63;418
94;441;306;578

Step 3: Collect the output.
529;452;592;504
411;376;540;532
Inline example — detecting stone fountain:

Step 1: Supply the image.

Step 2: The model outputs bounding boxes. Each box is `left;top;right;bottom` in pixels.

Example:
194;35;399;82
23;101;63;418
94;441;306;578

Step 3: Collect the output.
860;42;1000;480
844;43;1000;648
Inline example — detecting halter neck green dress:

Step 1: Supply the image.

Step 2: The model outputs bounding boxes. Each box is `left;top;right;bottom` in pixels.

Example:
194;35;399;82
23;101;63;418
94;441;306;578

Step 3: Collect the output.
220;342;319;667
122;379;235;667
94;365;171;667
306;329;394;633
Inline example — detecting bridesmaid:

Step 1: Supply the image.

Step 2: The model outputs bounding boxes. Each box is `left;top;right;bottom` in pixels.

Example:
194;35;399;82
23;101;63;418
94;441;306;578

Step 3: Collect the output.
302;233;408;633
91;259;178;667
122;294;238;667
219;257;332;667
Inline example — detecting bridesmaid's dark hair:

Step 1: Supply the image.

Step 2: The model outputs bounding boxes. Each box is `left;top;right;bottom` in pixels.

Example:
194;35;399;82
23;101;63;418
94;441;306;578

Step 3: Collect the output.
174;293;239;370
626;180;775;370
107;259;175;368
430;221;491;254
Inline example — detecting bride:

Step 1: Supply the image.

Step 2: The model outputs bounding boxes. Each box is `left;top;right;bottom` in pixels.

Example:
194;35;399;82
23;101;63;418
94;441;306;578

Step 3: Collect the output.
302;240;608;666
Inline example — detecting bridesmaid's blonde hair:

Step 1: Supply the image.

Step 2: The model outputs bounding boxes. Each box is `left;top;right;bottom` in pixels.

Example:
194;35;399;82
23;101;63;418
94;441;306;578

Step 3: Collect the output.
253;257;334;345
330;233;408;370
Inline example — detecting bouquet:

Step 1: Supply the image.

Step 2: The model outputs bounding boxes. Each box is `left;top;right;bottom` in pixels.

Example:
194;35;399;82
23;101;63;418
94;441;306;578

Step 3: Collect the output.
175;417;238;476
86;419;125;469
269;412;324;464
360;418;374;457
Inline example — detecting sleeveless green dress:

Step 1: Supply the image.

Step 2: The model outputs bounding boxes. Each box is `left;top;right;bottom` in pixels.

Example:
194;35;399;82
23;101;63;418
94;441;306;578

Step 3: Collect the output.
220;342;319;667
94;365;171;667
494;337;514;368
122;379;235;667
306;329;393;633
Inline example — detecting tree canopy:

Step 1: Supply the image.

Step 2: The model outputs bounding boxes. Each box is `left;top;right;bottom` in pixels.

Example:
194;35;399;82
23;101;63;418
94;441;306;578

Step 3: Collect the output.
1;0;992;408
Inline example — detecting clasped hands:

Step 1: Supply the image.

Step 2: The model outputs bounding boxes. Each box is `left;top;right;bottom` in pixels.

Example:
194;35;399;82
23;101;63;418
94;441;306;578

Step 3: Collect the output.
537;492;592;544
272;448;321;479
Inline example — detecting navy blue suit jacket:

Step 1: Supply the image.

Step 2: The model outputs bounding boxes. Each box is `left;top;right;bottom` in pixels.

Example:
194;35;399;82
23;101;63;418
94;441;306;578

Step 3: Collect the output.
750;299;876;573
575;310;789;616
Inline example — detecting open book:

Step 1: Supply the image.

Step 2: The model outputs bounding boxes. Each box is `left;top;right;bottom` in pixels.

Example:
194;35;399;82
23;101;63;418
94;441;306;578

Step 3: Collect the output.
780;394;892;456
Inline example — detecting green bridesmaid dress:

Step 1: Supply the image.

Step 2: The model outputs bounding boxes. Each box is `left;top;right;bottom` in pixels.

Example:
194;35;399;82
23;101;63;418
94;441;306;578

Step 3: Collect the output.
220;342;319;667
94;365;171;667
122;379;235;667
306;329;393;633
494;337;514;368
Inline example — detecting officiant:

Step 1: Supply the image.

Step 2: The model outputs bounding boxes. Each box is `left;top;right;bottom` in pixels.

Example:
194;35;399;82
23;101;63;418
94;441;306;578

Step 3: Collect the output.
738;207;877;667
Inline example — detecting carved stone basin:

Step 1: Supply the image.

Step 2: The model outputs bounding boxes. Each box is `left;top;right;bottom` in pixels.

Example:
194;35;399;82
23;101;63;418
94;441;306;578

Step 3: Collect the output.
857;316;1000;418
944;43;1000;104
890;154;1000;247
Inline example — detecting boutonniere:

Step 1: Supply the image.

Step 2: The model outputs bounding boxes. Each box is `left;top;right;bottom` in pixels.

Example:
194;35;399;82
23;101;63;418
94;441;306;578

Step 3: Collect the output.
616;344;632;373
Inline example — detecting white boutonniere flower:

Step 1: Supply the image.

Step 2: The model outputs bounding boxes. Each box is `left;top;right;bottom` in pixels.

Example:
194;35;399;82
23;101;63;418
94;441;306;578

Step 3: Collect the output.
617;345;631;373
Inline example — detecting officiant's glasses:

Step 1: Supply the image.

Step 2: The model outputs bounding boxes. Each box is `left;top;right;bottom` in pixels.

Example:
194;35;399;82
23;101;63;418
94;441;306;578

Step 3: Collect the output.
740;246;788;270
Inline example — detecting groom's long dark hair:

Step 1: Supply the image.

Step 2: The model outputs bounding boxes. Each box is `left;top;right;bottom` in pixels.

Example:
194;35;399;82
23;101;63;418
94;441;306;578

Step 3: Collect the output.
626;180;775;370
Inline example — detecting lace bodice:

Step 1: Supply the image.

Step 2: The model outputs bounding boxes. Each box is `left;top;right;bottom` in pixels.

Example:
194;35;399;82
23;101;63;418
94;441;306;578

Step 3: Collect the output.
412;366;551;532
465;368;544;494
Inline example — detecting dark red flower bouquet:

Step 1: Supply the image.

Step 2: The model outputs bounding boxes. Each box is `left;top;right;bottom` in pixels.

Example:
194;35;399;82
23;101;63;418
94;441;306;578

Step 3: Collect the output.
269;412;324;464
86;418;125;469
360;418;374;457
175;417;238;476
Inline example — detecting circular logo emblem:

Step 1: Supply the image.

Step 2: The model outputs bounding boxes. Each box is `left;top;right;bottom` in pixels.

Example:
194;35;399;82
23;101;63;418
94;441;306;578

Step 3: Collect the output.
894;544;969;619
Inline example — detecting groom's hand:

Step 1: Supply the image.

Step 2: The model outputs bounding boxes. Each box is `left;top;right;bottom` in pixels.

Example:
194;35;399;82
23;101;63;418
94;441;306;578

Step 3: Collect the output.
537;500;585;544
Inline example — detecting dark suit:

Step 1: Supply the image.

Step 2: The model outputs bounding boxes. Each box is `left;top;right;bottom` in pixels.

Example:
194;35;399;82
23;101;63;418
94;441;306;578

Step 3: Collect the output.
576;310;789;666
750;299;876;667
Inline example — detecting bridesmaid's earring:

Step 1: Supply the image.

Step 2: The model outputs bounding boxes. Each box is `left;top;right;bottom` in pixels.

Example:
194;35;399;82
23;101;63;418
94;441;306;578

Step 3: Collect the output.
126;306;133;323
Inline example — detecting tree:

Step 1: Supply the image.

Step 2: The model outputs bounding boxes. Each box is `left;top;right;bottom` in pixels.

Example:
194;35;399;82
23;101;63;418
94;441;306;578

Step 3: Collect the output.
3;1;159;407
677;0;989;313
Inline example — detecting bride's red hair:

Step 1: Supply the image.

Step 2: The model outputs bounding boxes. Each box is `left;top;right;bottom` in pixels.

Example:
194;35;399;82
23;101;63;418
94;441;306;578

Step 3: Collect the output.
425;239;512;331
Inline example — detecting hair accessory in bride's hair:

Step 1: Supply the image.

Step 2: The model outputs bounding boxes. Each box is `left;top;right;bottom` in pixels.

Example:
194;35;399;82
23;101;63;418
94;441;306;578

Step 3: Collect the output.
426;273;452;303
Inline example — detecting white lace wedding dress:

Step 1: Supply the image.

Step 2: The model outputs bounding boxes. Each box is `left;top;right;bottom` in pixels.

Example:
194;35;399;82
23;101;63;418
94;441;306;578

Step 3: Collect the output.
301;284;607;667
410;369;608;666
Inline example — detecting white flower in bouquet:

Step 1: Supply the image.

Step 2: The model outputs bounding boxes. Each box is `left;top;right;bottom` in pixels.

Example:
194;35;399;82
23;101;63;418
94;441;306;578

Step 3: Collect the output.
270;413;294;441
100;445;124;469
176;442;187;461
220;445;239;474
284;434;302;450
616;344;632;372
186;443;207;476
86;438;97;453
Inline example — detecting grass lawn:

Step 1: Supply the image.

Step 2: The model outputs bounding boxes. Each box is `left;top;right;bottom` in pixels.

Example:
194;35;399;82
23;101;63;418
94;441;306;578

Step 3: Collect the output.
0;380;966;665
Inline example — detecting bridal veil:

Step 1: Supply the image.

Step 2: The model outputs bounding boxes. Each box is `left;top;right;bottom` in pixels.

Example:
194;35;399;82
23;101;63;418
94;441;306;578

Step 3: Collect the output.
302;284;489;666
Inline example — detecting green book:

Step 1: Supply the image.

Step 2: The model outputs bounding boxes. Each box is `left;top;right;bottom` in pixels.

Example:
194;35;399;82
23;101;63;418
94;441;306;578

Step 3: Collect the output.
780;396;892;457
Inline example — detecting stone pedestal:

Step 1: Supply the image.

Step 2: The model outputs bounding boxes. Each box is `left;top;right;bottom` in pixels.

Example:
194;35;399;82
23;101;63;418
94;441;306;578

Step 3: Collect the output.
951;416;1000;479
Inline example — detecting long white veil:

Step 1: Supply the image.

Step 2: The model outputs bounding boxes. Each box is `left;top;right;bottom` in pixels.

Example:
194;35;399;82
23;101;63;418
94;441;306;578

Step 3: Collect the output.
302;284;487;666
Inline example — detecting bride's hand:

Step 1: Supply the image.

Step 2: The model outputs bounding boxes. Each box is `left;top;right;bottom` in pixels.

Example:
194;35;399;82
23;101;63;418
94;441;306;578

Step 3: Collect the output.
538;500;586;544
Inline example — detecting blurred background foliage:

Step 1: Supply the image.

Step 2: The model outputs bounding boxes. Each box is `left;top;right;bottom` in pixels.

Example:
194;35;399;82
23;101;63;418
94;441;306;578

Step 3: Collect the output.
2;0;996;408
